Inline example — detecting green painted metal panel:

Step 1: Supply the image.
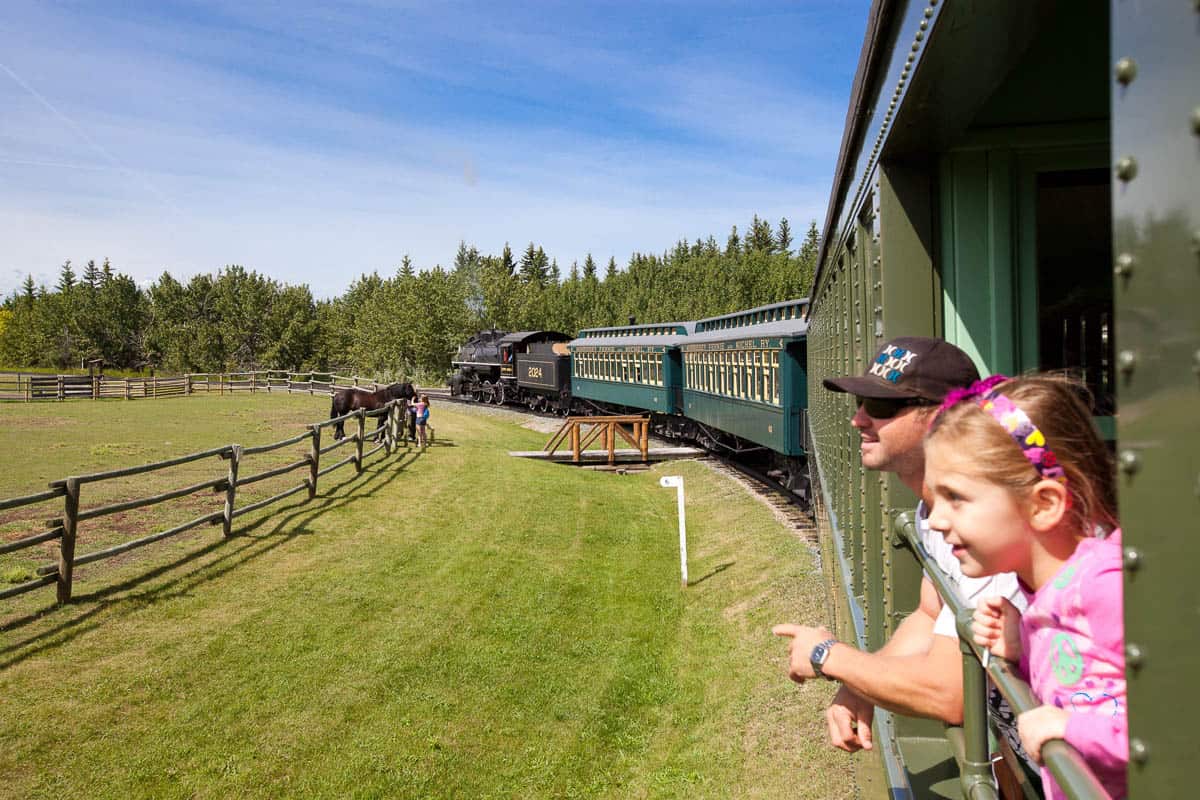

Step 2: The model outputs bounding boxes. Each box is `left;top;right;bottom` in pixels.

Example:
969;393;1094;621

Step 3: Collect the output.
1111;2;1200;796
570;378;674;413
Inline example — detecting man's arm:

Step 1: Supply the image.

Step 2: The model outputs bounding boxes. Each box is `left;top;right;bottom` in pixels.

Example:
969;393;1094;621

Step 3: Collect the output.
776;577;964;724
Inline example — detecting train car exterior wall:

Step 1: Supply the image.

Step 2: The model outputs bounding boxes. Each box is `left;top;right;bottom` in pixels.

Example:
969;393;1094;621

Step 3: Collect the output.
801;0;1199;797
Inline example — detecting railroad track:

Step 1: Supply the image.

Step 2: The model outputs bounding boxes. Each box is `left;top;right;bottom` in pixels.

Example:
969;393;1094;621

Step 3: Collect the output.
704;457;817;545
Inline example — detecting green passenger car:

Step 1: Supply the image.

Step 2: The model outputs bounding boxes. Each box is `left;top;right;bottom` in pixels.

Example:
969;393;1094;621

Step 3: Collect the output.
681;299;809;456
567;323;694;414
804;1;1196;798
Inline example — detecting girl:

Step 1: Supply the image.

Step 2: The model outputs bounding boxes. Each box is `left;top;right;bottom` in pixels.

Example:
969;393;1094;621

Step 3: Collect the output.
923;374;1126;800
415;394;430;447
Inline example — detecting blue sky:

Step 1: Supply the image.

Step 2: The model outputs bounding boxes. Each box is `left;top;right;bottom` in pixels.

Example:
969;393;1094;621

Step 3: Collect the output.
1;1;866;299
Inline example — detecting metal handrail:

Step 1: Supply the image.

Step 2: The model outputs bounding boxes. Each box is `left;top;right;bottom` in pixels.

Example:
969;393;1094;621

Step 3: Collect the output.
892;511;1112;800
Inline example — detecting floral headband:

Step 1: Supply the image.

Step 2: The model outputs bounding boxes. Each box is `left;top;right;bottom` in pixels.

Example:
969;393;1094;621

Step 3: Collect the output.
937;376;1068;485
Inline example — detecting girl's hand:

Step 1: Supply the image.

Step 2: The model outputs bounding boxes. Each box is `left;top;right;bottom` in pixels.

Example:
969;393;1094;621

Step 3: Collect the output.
971;596;1021;662
1017;705;1070;764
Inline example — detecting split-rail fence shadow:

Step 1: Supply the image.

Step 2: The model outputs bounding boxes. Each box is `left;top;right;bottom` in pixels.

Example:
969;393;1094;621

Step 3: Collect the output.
0;396;411;607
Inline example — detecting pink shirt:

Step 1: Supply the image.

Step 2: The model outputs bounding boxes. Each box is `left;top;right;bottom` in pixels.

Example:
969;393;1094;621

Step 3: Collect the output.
1019;531;1127;800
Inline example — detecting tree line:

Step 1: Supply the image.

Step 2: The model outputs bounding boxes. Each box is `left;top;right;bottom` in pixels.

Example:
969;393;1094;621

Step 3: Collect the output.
0;216;818;380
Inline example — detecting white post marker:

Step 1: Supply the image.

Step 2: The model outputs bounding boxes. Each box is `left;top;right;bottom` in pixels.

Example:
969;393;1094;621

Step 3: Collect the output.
659;475;688;587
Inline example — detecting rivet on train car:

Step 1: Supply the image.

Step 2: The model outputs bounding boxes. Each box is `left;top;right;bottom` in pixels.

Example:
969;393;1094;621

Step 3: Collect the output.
1114;57;1137;85
1119;449;1140;475
919;19;929;30
1115;156;1138;182
924;7;933;17
1191;106;1200;136
1130;739;1149;765
1123;547;1141;571
911;41;920;52
1114;252;1135;279
1117;349;1137;375
915;31;924;42
1125;643;1144;669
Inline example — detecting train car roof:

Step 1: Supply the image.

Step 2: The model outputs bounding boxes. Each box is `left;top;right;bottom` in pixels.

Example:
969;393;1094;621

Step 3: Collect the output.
684;317;809;346
693;298;809;334
498;331;572;346
567;320;696;349
575;321;696;338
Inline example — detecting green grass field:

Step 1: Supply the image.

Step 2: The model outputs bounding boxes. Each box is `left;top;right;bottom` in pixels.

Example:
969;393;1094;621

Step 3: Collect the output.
0;396;853;799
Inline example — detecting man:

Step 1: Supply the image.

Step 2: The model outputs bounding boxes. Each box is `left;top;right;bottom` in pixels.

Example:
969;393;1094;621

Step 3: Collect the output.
773;337;1028;775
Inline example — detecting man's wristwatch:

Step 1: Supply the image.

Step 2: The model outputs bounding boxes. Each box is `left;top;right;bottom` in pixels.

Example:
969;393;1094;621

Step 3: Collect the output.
810;638;838;680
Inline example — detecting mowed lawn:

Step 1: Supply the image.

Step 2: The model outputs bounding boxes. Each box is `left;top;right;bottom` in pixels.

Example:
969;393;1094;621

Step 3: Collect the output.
0;395;852;799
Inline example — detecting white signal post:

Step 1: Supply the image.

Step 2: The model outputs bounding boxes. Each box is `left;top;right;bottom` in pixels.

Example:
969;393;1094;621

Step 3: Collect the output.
659;475;688;588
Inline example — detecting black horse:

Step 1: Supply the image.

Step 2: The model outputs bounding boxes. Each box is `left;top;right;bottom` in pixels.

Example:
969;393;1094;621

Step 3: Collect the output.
330;382;416;439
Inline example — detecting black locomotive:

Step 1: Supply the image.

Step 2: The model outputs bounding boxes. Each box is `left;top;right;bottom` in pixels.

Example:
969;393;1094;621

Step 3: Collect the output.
449;330;573;413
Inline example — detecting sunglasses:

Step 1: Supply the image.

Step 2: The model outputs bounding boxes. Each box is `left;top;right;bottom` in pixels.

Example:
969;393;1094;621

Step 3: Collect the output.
855;395;932;419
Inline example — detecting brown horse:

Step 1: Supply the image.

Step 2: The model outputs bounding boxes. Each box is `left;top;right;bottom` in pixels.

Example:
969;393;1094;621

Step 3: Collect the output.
330;382;415;439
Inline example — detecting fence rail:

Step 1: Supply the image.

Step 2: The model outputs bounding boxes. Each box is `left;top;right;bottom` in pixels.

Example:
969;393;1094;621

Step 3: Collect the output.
0;370;399;402
0;399;409;606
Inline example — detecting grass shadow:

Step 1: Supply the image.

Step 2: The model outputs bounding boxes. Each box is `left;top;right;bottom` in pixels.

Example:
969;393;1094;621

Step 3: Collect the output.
0;446;424;668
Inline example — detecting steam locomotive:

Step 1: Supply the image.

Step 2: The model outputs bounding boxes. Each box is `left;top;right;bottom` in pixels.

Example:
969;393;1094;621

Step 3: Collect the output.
448;329;574;413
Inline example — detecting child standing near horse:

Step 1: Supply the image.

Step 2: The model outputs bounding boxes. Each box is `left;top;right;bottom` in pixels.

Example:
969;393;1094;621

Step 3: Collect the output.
923;374;1126;800
414;394;430;447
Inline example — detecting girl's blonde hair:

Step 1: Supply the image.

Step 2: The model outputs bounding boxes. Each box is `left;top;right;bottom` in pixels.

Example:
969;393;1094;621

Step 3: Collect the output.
421;394;429;404
926;374;1118;534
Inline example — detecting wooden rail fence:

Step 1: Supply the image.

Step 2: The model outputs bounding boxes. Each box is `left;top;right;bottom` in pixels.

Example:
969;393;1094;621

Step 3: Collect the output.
0;399;409;605
0;371;400;402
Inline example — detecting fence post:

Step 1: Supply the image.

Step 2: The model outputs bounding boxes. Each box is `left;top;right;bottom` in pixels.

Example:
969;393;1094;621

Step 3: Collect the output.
125;378;130;400
384;402;394;456
92;373;98;400
57;375;64;401
308;425;321;499
355;410;366;473
223;446;241;537
57;478;80;603
153;375;158;398
185;374;193;395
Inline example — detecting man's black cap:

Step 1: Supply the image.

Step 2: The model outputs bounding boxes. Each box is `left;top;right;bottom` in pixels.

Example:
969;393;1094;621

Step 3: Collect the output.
822;337;980;403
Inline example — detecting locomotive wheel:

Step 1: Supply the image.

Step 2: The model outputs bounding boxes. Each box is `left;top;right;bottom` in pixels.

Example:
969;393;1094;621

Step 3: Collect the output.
469;384;483;402
480;381;495;403
494;383;507;405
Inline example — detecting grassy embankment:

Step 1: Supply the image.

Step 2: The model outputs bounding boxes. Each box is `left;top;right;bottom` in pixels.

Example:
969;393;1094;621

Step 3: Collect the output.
0;395;852;799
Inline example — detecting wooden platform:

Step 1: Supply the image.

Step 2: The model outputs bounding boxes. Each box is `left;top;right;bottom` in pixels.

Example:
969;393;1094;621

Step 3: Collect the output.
509;446;704;463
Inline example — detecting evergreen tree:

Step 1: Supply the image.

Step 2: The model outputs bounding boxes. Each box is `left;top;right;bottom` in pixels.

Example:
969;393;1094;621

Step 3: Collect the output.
725;225;741;256
748;214;775;253
82;259;101;291
22;276;35;309
400;255;415;279
776;217;793;255
500;243;516;276
56;260;76;294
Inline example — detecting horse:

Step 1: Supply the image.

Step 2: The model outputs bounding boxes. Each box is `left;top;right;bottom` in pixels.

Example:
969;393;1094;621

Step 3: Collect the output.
329;382;416;440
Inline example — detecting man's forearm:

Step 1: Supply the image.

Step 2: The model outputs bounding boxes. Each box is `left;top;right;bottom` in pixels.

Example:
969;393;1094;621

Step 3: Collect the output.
821;635;964;724
873;610;935;658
